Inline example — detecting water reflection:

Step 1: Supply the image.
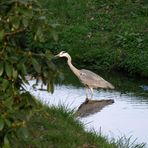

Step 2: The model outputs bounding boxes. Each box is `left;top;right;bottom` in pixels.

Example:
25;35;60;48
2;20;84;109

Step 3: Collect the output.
75;99;114;117
25;68;148;146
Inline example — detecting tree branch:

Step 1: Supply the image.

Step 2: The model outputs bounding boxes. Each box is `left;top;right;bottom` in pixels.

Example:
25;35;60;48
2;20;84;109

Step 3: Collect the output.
4;28;26;37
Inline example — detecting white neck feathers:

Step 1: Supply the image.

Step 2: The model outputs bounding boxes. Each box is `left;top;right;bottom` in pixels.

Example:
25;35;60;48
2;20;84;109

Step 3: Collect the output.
65;54;80;77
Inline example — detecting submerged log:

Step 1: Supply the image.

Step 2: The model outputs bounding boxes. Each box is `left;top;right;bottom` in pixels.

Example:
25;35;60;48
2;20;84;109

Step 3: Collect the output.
75;99;114;117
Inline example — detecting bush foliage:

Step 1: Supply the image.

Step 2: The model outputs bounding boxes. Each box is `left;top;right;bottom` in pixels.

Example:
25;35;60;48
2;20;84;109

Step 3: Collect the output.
0;0;57;147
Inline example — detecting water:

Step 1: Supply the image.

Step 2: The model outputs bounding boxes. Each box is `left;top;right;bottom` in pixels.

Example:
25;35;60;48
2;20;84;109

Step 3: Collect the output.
25;69;148;146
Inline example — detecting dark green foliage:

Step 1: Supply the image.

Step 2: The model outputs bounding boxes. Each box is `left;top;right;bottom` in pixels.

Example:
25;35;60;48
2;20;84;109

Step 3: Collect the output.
113;32;148;76
0;0;58;147
39;0;148;77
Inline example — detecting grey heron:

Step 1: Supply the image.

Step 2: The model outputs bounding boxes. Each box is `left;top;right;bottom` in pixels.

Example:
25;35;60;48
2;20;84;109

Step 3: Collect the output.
55;51;115;100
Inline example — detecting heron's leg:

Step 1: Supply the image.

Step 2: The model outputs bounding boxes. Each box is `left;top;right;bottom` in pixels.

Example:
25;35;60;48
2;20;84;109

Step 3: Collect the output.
90;87;94;99
85;87;88;99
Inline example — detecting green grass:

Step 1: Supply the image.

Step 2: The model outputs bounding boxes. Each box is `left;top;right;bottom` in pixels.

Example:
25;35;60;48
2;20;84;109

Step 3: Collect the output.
9;102;117;148
38;0;148;77
8;99;145;148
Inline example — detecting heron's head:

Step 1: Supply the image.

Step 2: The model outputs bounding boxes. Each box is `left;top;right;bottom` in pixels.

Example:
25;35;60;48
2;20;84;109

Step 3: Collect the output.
55;51;68;58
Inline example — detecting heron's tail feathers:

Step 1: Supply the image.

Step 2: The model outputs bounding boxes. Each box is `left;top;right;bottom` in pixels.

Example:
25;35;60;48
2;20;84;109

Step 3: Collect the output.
107;83;115;89
97;81;115;89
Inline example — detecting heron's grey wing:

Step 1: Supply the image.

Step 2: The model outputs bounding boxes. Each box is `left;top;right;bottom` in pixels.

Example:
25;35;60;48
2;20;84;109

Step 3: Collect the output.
79;69;104;86
80;69;114;89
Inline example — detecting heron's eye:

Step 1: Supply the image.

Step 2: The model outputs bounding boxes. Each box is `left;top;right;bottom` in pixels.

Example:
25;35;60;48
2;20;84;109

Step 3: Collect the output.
60;51;65;55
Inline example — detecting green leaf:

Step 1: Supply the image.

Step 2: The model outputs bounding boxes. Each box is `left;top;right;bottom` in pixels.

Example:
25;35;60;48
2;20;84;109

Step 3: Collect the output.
19;128;29;139
12;68;18;79
22;64;27;75
51;30;58;42
4;119;11;127
20;8;33;18
0;62;4;76
0;30;4;41
45;50;53;60
4;97;13;109
39;16;46;20
0;118;4;131
36;27;44;42
5;62;12;78
18;0;28;5
22;18;29;27
47;83;51;92
2;79;9;91
47;82;54;93
3;135;10;148
12;16;20;29
50;81;54;94
32;58;41;73
17;63;27;75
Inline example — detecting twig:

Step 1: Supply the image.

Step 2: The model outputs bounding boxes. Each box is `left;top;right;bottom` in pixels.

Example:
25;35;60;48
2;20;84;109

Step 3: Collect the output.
4;28;26;37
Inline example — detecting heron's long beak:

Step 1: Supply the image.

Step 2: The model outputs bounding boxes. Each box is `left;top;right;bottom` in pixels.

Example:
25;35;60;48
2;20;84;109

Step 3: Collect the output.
54;53;60;57
54;53;60;59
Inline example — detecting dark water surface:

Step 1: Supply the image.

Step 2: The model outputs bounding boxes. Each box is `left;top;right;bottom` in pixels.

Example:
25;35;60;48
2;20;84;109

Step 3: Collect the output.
26;68;148;146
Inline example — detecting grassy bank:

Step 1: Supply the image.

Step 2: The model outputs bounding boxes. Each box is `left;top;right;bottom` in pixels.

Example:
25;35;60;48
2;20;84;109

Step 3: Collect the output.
39;0;148;77
7;96;117;147
7;95;145;148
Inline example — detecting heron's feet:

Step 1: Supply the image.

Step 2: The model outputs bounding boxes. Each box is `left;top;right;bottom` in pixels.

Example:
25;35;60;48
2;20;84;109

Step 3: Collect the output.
85;98;89;103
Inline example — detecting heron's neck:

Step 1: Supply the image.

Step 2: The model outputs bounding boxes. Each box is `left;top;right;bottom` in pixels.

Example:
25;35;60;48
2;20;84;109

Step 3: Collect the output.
65;54;80;77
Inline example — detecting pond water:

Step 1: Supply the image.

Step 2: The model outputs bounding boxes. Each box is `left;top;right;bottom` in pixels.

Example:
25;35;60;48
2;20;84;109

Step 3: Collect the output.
25;68;148;146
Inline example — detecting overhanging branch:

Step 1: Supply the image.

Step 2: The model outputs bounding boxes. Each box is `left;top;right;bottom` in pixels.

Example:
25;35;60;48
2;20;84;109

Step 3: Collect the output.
4;28;26;37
